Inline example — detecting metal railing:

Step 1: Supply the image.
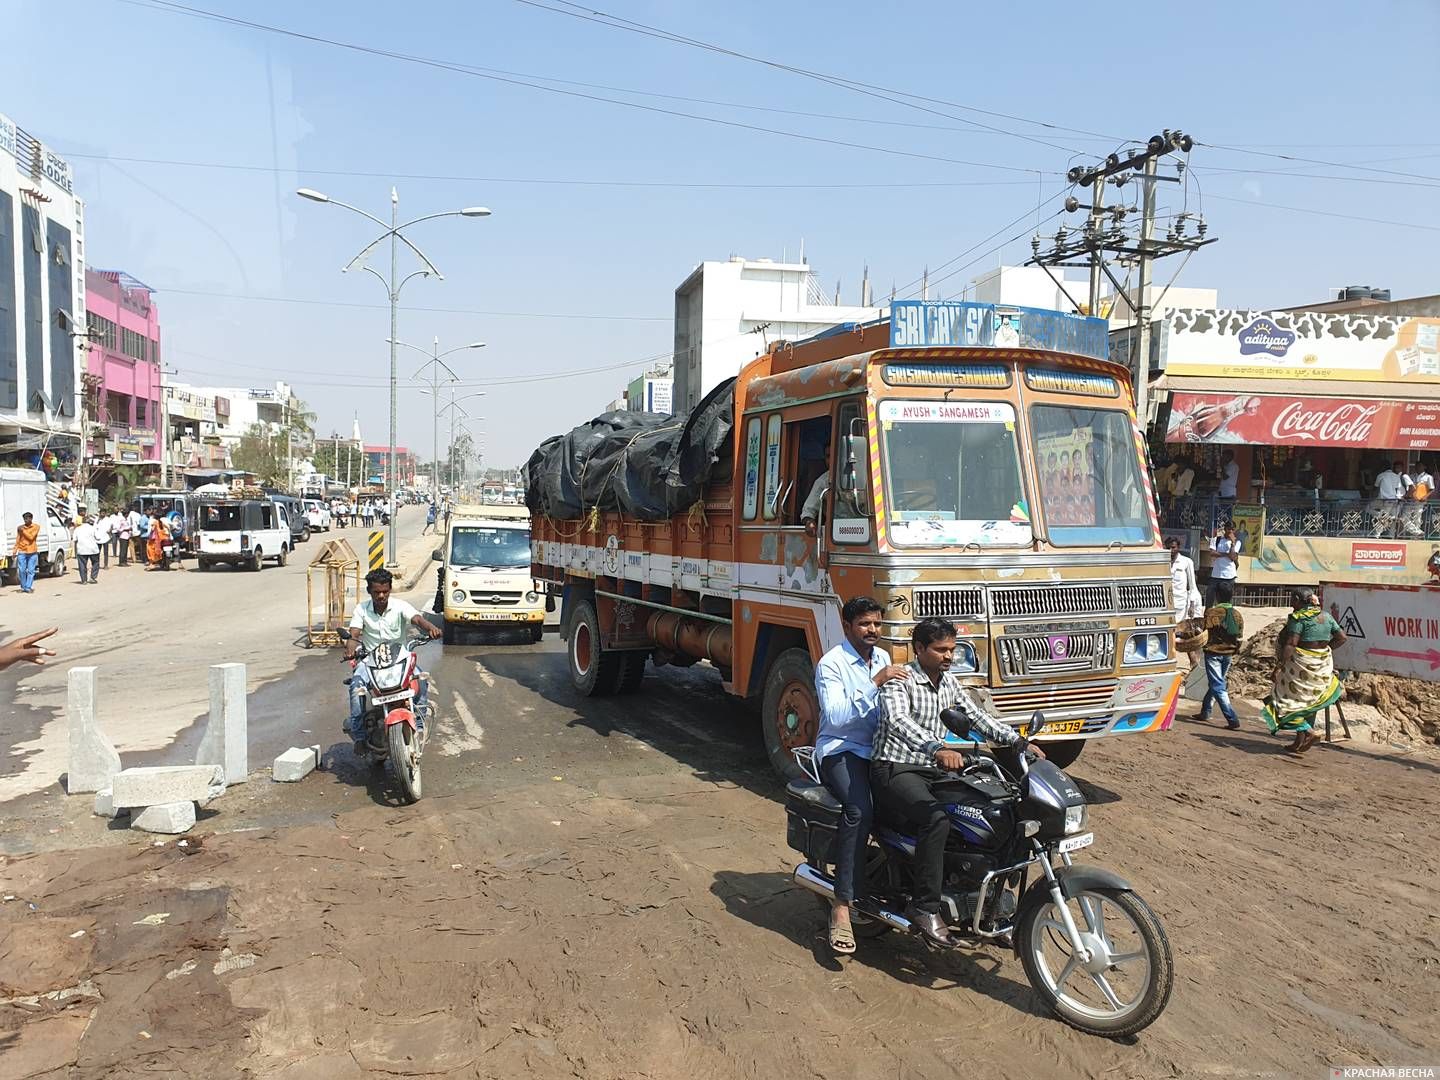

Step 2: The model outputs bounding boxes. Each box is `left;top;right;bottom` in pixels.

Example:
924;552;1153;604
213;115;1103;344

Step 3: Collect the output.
1161;495;1440;541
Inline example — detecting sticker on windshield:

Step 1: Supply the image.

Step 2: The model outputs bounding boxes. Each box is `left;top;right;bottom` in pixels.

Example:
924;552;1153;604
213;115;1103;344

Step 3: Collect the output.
878;401;1015;424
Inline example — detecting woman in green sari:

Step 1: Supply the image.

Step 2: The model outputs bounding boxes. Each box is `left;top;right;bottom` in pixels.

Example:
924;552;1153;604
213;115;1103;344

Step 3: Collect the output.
1263;589;1346;753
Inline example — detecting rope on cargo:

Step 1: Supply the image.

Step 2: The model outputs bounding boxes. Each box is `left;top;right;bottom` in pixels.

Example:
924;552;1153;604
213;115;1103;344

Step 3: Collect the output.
685;500;708;533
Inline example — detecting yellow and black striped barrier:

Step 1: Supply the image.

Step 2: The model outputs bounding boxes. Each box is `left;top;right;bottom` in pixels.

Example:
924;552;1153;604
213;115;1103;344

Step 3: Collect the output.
367;530;385;571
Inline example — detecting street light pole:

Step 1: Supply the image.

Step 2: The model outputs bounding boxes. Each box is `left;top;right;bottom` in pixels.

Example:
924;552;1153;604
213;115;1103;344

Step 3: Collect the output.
390;337;484;501
297;186;491;564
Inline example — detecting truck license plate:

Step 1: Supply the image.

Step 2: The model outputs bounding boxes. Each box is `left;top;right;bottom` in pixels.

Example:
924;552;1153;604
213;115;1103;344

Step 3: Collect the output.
1041;719;1085;736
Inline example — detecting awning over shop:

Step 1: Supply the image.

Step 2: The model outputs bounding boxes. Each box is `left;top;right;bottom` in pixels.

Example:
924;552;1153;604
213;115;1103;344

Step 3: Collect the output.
1164;390;1440;451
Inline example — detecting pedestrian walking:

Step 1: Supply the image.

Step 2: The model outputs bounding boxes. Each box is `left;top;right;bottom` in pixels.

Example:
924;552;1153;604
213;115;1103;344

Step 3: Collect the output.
94;510;113;570
13;512;40;593
422;502;438;535
128;504;148;565
1262;590;1346;754
73;512;102;584
1197;581;1244;729
116;507;132;566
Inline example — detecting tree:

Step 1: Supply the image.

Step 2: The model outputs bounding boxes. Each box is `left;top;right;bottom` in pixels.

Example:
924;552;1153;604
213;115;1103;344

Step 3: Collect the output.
232;423;287;487
311;439;366;487
110;464;143;510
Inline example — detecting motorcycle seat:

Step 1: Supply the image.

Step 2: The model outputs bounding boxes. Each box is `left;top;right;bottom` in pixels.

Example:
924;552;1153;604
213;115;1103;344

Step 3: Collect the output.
786;780;841;813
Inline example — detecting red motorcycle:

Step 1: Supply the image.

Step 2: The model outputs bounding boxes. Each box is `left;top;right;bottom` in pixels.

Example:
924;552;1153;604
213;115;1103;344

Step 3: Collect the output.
339;629;429;803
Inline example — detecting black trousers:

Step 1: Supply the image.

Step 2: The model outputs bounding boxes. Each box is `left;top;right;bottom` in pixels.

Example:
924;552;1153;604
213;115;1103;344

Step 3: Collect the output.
871;761;951;913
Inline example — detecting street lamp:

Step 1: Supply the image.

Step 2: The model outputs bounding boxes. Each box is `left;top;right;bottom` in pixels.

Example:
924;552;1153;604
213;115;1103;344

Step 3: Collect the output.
297;186;491;565
389;337;484;501
440;391;485;490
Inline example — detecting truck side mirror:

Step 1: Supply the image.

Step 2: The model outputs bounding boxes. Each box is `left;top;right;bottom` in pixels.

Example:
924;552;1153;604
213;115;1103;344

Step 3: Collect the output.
838;434;869;506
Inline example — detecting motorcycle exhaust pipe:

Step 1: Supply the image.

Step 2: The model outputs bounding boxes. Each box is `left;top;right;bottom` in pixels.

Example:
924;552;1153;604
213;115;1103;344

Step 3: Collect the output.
791;863;914;933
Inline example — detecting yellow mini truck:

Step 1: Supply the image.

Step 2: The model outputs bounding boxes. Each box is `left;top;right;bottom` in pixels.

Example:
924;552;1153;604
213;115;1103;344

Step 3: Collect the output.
437;505;546;644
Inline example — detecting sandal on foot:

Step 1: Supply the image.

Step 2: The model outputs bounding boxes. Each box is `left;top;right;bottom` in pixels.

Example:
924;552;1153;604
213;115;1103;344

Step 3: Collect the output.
829;925;856;955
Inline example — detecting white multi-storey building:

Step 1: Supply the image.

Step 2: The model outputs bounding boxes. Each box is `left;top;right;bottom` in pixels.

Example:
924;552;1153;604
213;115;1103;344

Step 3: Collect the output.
0;111;85;474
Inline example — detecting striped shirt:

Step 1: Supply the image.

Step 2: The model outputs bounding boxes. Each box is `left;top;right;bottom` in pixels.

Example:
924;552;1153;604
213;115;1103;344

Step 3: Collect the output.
874;660;1020;767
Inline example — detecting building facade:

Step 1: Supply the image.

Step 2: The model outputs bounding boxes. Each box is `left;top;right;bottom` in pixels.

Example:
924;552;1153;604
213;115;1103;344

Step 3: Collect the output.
626;367;673;414
84;269;160;466
362;445;416;487
0;111;85;477
673;256;881;413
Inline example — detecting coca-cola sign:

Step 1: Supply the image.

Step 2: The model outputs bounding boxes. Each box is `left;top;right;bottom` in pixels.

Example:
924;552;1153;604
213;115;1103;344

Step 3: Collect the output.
1166;392;1440;450
1237;317;1297;357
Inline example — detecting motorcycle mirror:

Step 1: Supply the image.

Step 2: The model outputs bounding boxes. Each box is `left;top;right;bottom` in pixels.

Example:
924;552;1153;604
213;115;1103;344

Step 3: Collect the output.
939;707;973;740
1024;711;1046;739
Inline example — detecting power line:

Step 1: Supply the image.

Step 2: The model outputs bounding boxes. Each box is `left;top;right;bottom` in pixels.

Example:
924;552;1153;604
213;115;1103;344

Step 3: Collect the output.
122;1;1053;176
1196;140;1440;184
1203;194;1440;233
894;192;1068;298
147;285;670;321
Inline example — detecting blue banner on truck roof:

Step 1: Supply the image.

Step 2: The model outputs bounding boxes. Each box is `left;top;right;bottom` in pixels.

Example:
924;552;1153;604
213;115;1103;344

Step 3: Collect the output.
889;301;1110;361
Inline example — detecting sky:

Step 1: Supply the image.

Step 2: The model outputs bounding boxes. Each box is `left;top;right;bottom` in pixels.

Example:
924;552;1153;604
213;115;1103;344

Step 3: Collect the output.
5;0;1439;469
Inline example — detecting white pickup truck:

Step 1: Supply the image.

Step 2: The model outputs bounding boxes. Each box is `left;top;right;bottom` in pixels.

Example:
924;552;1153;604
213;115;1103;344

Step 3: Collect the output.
0;468;72;582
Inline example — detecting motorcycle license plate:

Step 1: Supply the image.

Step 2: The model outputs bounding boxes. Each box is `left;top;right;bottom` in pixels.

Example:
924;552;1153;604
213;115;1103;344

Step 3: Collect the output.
1041;719;1086;736
370;690;413;705
1057;832;1094;853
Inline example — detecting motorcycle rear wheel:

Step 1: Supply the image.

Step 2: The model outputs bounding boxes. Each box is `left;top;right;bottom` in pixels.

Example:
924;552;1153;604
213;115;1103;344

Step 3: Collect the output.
1017;884;1173;1038
386;722;423;803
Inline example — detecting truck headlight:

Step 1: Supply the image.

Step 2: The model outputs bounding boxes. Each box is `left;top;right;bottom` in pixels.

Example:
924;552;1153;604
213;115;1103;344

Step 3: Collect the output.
1063;805;1088;835
451;589;467;603
525;591;540;603
950;641;977;673
1122;632;1168;664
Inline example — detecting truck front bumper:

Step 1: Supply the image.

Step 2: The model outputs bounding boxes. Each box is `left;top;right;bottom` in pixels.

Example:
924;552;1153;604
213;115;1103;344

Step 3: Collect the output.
445;607;545;624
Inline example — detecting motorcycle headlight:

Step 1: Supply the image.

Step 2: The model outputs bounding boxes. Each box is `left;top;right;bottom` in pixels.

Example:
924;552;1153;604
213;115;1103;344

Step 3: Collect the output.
1063;804;1088;835
451;589;467;603
525;591;540;603
371;662;407;693
1122;632;1168;664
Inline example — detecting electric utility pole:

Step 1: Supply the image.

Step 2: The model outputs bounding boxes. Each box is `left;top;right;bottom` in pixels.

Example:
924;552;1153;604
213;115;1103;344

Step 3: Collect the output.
1026;130;1216;425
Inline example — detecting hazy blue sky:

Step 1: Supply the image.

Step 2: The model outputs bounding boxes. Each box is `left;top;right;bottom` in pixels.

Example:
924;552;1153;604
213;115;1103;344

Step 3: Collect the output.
7;0;1438;467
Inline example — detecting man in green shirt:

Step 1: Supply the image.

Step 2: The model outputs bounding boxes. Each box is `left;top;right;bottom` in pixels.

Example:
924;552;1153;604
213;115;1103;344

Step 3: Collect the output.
1198;581;1244;729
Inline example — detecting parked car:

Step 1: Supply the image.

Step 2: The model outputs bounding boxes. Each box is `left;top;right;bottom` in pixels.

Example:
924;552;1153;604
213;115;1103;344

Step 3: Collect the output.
269;494;311;544
302;498;332;532
195;498;291;571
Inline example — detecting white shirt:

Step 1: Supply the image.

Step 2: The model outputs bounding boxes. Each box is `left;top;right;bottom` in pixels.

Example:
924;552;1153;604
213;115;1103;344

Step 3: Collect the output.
349;597;420;650
1169;554;1197;615
93;516;112;543
128;509;146;535
73;522;102;556
1172;467;1195;497
801;474;829;523
1219;460;1239;498
1376;469;1406;501
1210;536;1239;580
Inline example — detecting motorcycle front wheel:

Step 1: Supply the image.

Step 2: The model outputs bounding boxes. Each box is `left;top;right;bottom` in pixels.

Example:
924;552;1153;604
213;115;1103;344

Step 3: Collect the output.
386;722;423;803
1017;885;1173;1038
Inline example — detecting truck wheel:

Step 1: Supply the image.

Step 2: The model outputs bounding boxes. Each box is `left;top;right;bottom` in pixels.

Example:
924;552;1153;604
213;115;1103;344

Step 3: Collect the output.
1041;739;1084;770
616;651;647;693
442;619;457;645
568;599;622;696
198;557;211;571
529;624;545;644
48;551;66;578
761;648;819;780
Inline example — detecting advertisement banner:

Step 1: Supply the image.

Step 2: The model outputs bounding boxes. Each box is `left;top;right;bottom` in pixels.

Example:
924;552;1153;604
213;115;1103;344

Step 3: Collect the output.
1229;504;1265;557
1163;308;1440;383
1166;391;1440;450
889;301;1110;361
1322;581;1440;681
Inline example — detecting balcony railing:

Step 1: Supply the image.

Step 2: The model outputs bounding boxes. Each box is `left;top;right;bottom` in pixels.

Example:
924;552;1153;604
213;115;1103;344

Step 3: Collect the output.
1162;495;1440;541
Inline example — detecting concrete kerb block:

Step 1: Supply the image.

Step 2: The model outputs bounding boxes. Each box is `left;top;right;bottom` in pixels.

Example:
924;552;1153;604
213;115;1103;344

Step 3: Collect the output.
67;667;122;795
112;765;226;810
92;788;128;819
131;802;196;834
272;747;318;783
197;663;249;784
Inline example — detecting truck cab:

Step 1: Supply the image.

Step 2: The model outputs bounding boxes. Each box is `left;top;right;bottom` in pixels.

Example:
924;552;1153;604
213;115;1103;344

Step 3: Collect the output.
437;505;545;643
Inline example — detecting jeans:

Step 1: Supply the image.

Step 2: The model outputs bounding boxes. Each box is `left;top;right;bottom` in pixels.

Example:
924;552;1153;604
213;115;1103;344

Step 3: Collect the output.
871;762;951;913
1200;652;1238;724
15;551;39;592
819;751;873;905
77;553;100;583
347;660;429;736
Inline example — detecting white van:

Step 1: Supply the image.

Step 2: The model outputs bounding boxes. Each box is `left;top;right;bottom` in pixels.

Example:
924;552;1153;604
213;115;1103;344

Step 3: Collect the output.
0;468;72;581
302;498;332;532
437;505;545;643
195;498;292;571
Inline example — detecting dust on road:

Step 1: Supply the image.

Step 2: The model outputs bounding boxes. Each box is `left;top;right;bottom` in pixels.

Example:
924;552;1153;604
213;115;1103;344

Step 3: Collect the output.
2;696;1437;1079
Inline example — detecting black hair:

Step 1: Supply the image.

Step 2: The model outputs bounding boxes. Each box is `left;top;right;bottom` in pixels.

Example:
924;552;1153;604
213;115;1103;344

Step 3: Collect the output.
1214;582;1234;604
365;568;394;589
1288;587;1311;609
841;596;883;623
912;616;957;649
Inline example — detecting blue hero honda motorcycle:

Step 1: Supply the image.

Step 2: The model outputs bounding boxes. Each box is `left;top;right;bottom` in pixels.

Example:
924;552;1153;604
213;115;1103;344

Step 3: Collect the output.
786;709;1174;1038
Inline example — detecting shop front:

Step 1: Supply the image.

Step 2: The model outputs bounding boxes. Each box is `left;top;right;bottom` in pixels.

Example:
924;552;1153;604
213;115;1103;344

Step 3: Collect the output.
1151;307;1440;597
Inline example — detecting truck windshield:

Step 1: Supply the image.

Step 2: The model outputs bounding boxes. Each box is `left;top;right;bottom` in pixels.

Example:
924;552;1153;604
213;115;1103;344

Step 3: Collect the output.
450;526;530;568
1031;405;1153;546
879;400;1032;547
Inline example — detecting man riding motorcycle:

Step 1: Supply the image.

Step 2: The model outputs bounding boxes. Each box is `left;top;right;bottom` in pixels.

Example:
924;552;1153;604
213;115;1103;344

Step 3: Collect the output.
871;616;1044;948
344;568;443;753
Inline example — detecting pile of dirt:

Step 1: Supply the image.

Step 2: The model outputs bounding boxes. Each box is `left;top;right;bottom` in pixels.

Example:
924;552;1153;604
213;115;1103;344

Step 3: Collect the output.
1228;617;1440;744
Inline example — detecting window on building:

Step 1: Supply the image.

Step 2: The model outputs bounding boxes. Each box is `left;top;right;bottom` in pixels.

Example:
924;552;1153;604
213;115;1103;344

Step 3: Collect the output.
104;390;132;426
86;312;117;351
135;398;147;427
120;327;148;362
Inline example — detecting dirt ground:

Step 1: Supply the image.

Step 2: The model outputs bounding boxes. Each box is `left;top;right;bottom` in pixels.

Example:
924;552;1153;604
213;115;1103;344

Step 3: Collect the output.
2;713;1437;1080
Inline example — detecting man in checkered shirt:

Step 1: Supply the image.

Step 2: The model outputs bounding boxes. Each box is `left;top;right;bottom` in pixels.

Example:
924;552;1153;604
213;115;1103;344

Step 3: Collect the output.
872;616;1042;947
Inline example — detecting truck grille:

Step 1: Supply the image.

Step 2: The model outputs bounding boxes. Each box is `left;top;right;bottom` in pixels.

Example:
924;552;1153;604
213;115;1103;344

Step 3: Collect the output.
990;581;1167;618
988;683;1115;717
912;587;984;620
996;631;1116;677
470;590;523;606
1116;582;1168;612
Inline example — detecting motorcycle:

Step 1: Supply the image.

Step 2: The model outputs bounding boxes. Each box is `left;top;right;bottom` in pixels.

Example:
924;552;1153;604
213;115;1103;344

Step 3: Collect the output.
156;538;179;571
786;709;1174;1038
338;628;430;803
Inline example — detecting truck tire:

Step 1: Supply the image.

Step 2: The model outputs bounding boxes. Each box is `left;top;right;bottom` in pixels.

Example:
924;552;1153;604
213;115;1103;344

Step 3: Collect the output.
761;648;820;780
616;651;647;693
568;599;622;696
442;619;457;645
48;550;66;578
1041;739;1084;770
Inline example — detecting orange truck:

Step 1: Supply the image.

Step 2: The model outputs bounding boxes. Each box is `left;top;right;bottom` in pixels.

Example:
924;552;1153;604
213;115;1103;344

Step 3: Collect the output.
530;301;1180;777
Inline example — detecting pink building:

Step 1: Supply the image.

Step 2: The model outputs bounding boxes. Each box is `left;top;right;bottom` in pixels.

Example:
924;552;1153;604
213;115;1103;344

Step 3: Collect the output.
84;269;162;465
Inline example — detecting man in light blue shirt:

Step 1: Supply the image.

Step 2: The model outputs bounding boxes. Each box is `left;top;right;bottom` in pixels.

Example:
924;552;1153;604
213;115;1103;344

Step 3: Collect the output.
813;596;910;953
